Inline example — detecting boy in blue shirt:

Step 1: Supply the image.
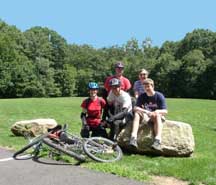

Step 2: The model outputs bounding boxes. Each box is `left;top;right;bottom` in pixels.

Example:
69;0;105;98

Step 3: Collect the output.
129;78;168;150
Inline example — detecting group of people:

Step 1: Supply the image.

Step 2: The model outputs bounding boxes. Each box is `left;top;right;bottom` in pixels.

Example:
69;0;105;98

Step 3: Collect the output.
79;61;168;151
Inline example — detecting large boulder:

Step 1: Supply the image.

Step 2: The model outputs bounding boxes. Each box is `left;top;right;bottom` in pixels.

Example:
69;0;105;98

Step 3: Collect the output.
11;118;58;137
117;120;195;157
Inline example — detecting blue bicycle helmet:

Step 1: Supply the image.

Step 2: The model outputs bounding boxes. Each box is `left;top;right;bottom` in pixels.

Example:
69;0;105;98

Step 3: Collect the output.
109;78;121;87
88;82;99;89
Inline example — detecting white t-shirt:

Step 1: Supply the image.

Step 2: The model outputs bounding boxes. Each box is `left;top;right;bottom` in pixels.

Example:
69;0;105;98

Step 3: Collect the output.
107;90;132;114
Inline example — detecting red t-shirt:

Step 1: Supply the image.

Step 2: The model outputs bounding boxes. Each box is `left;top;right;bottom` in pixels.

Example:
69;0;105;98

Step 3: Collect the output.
81;97;106;128
104;75;131;92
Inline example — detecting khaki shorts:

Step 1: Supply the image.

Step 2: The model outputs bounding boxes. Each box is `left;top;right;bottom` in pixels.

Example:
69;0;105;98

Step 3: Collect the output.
136;111;166;125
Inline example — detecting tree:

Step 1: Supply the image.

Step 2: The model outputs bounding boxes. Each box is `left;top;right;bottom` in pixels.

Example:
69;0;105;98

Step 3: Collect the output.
150;53;180;97
124;38;140;56
34;57;61;97
176;49;208;98
76;69;94;96
23;27;53;61
176;29;216;59
54;64;77;96
196;59;216;99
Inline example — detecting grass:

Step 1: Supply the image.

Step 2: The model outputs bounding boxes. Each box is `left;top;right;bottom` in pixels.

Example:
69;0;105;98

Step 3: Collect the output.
0;97;216;185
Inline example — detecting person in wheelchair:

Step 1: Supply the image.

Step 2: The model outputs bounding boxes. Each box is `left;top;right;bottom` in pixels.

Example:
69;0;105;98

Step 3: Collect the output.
106;78;133;141
80;82;108;138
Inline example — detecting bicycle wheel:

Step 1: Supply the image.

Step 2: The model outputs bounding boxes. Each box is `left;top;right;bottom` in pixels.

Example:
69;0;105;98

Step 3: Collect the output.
13;134;45;160
42;137;86;162
83;137;123;163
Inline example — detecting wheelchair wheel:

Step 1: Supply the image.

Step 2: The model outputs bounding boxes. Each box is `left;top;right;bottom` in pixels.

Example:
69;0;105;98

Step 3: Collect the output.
83;137;123;163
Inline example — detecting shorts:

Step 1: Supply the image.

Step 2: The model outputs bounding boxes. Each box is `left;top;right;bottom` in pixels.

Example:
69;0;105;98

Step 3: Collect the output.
136;111;166;125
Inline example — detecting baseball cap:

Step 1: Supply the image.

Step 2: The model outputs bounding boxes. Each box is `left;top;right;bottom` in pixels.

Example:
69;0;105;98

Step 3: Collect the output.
115;61;124;68
109;78;121;87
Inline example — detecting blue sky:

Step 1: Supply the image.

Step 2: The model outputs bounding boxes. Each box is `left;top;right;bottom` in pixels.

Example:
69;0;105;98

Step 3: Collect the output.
1;0;216;48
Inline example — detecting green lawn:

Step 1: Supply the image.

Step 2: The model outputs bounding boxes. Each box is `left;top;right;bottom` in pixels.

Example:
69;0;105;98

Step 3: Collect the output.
0;98;216;185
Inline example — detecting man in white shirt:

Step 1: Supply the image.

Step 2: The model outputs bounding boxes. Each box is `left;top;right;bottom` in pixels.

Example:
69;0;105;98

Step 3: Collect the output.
107;78;132;141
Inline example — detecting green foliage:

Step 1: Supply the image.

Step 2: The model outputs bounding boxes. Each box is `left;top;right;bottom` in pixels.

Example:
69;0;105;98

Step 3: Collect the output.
55;64;77;96
0;20;216;98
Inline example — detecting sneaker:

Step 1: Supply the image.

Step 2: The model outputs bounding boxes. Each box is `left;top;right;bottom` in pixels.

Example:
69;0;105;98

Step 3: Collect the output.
129;137;138;148
151;139;161;151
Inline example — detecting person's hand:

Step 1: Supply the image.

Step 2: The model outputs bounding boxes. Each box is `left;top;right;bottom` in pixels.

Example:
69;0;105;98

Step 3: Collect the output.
83;124;90;130
107;117;114;123
148;111;157;118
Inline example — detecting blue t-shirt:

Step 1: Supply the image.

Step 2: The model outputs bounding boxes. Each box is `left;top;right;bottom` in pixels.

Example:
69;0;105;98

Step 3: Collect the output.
133;80;145;96
136;91;167;112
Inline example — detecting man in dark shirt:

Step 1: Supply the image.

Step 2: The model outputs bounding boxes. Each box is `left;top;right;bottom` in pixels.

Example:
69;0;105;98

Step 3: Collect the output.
129;78;168;150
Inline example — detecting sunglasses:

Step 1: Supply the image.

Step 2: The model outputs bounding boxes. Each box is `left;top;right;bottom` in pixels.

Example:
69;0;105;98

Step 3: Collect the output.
111;85;120;89
140;73;147;76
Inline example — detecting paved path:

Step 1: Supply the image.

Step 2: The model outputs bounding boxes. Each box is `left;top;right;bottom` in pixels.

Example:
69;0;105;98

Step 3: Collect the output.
0;148;149;185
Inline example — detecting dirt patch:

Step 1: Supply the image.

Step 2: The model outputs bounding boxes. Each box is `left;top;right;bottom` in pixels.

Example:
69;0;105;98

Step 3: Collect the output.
149;176;189;185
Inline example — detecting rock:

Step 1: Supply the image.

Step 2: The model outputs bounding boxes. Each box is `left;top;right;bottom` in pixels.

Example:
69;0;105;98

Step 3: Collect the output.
11;118;58;137
117;120;195;157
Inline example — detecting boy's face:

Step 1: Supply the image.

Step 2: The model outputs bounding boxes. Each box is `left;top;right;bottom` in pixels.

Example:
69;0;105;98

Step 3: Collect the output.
144;83;153;93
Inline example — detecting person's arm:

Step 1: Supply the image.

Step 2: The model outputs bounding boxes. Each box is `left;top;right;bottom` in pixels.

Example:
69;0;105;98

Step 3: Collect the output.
134;91;139;99
107;108;128;123
80;108;87;126
155;109;168;115
153;92;168;116
101;98;107;121
134;106;150;114
132;81;138;99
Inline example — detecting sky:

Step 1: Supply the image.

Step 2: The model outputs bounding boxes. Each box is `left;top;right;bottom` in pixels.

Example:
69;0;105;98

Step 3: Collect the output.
1;0;216;48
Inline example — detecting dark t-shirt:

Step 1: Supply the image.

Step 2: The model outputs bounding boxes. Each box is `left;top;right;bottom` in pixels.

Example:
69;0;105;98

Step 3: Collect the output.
136;91;167;112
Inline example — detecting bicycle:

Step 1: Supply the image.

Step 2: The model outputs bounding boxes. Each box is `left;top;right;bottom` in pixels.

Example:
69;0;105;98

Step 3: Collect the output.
13;124;123;163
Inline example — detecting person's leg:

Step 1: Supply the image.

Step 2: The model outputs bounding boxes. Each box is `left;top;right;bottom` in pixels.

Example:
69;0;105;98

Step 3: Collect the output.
152;113;163;142
131;112;141;139
92;125;108;138
129;112;142;148
151;113;163;150
113;120;123;141
108;122;115;140
80;127;90;138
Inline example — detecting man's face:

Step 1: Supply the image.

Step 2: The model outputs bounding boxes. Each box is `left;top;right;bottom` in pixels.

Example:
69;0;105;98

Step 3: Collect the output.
111;85;121;95
115;67;124;76
139;73;148;80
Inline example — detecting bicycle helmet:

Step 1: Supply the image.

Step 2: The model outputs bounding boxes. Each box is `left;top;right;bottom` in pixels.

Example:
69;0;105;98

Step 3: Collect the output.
109;78;121;87
88;82;99;89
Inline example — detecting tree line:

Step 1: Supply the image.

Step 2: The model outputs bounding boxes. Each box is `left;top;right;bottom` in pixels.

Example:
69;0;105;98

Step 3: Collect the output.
0;20;216;99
